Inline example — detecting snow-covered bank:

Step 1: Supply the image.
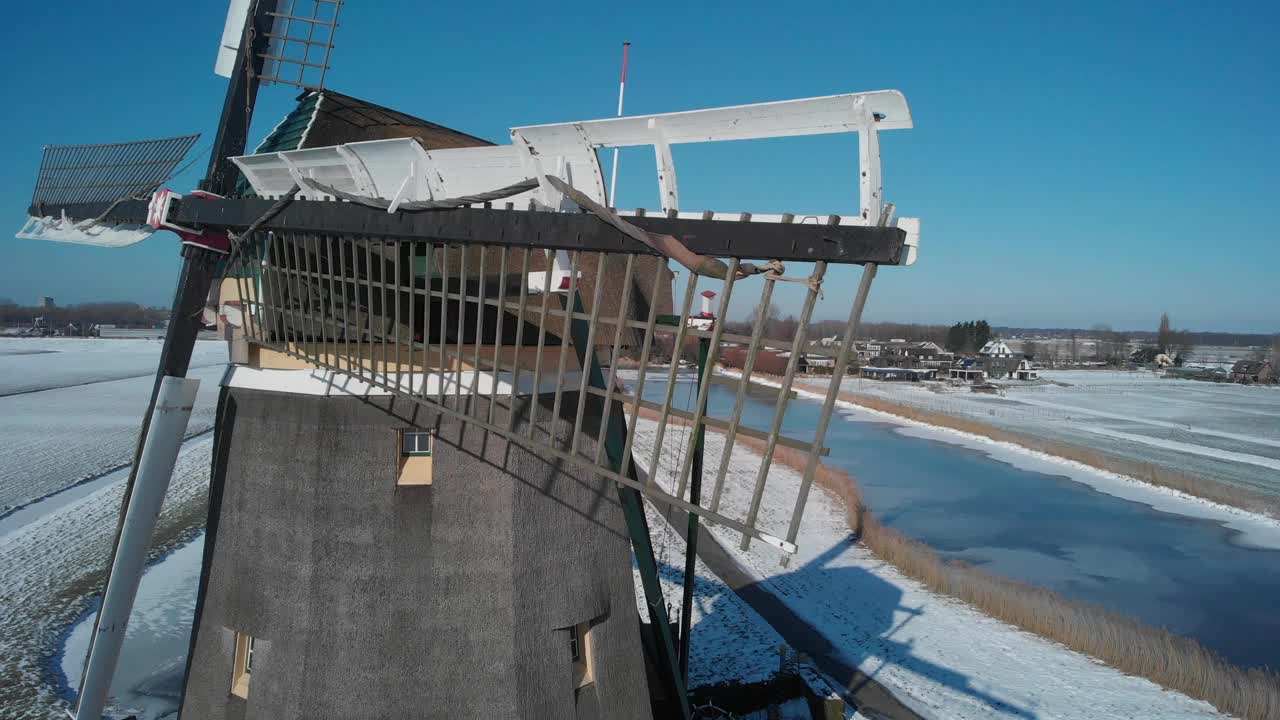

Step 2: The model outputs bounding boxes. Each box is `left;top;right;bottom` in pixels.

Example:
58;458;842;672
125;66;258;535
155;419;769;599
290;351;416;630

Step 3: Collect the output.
763;373;1280;552
630;416;1230;719
636;503;789;690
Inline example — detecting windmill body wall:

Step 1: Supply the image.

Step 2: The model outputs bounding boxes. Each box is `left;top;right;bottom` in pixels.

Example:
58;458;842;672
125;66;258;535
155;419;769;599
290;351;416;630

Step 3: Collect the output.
179;382;652;720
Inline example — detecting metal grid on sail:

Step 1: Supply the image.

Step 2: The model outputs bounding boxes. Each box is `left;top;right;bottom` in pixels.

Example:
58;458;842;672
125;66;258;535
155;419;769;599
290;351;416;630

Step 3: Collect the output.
28;135;201;208
259;0;344;89
229;231;867;554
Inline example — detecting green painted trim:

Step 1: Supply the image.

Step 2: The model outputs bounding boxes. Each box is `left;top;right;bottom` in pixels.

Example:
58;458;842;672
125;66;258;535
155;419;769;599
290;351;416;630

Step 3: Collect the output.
563;292;692;720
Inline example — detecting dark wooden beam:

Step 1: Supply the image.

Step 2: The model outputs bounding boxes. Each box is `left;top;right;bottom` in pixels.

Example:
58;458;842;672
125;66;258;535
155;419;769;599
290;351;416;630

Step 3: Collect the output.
28;198;907;265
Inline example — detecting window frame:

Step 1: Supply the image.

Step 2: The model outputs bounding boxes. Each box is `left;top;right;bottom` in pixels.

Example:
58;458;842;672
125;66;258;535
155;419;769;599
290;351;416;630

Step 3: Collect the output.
570;622;594;689
231;632;255;699
401;429;434;457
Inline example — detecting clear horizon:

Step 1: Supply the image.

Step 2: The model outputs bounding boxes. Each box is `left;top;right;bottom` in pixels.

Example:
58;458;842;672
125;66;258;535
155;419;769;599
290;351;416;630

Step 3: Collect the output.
1;1;1275;333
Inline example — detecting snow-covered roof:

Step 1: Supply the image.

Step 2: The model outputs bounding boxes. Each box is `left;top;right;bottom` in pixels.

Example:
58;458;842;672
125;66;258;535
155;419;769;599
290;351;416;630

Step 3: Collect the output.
979;340;1013;357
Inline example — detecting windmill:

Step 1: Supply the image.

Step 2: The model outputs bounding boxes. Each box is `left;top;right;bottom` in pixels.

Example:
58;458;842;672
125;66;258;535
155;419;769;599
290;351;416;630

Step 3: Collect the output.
15;3;922;719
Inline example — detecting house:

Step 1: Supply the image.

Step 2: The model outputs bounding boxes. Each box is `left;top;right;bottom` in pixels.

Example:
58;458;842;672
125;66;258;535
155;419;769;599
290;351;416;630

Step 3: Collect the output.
802;352;838;374
921;348;956;369
862;366;936;381
978;340;1014;357
871;353;919;369
1166;365;1230;383
1230;360;1275;385
873;340;951;369
1011;358;1039;381
854;341;884;362
976;339;1031;379
948;358;985;382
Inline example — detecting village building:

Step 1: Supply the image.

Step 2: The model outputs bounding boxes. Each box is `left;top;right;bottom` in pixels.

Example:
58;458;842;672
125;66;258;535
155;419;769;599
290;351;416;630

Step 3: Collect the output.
1010;358;1040;381
861;366;937;381
854;340;884;363
975;339;1032;379
1230;359;1275;384
948;357;985;382
868;340;953;370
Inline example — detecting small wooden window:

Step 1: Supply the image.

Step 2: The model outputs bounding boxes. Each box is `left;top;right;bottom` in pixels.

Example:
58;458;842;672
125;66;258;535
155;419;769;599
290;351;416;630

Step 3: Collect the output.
231;632;255;699
402;430;433;457
570;622;594;688
397;429;434;486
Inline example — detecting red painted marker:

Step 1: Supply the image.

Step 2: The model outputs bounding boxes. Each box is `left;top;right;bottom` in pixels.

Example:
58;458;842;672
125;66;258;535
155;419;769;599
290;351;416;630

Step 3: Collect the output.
608;41;631;207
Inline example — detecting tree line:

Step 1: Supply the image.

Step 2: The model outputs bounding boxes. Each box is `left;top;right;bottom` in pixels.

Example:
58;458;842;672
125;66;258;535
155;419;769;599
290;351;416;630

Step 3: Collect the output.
944;321;992;354
0;299;169;333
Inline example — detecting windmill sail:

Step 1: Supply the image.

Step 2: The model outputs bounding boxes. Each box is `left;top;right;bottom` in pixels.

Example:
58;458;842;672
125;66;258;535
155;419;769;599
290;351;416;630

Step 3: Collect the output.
216;0;345;90
17;134;200;247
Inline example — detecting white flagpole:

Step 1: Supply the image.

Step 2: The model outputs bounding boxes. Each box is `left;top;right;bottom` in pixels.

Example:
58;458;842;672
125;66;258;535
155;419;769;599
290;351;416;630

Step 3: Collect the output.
608;41;631;207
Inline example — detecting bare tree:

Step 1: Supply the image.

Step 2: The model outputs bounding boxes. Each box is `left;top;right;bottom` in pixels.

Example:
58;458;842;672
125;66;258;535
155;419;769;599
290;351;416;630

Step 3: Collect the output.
774;314;800;342
1022;340;1040;362
750;302;784;342
1158;312;1173;352
1091;324;1112;362
1166;330;1194;360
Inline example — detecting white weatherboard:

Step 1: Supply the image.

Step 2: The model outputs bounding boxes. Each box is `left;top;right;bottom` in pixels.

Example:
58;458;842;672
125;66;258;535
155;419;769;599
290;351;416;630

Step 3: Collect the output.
232;90;922;264
214;0;253;78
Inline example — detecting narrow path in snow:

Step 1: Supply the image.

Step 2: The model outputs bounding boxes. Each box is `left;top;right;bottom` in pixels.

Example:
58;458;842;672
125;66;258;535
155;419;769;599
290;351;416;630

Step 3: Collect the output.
1004;395;1280;449
1069;423;1280;472
0;361;226;398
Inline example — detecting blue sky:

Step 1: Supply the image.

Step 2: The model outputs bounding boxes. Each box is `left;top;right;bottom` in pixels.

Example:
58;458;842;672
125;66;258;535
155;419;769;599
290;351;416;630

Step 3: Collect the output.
1;1;1275;333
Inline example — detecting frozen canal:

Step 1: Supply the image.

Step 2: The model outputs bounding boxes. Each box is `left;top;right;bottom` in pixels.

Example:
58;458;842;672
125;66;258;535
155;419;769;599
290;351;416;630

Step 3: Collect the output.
631;372;1280;672
60;537;204;719
828;370;1280;502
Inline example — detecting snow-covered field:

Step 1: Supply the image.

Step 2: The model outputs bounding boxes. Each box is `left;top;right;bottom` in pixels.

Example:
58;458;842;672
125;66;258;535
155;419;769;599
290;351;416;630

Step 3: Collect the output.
822;369;1280;502
0;338;224;720
630;417;1231;719
0;337;227;396
0;338;227;514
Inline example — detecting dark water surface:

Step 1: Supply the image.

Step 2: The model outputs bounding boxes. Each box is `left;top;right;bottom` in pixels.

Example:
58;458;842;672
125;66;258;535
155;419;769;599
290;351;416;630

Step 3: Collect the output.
632;373;1280;671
